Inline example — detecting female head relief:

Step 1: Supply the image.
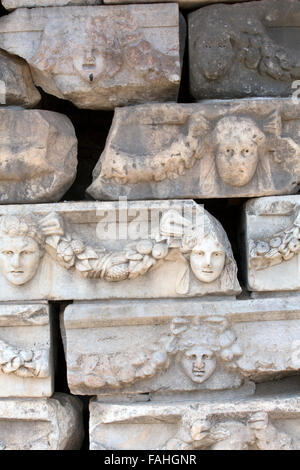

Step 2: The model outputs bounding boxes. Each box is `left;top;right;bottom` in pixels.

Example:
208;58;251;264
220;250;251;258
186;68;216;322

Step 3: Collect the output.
0;215;44;285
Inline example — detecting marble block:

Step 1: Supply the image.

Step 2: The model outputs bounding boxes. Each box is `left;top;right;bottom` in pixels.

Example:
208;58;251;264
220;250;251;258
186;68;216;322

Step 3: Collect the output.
189;0;300;100
0;108;77;204
0;200;240;301
0;394;83;450
87;99;300;200
244;195;300;294
0;50;40;107
90;394;300;450
0;303;53;397
103;0;254;8
0;5;182;110
3;0;101;8
62;297;300;396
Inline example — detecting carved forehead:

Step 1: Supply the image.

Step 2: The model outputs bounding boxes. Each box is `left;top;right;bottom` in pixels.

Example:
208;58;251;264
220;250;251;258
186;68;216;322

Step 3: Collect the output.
193;235;224;252
214;116;263;142
0;236;39;251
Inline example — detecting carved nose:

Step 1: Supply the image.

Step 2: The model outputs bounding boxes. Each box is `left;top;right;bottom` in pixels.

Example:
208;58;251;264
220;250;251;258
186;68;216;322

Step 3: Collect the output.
84;51;96;64
11;253;21;268
194;356;205;369
204;253;212;267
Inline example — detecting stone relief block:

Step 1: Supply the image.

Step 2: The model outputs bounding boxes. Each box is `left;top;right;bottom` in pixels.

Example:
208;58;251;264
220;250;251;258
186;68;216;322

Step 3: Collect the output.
0;200;240;301
0;5;182;110
3;0;101;8
245;195;300;293
0;303;53;397
0;393;83;450
189;0;300;100
0;50;40;107
0;108;77;204
87;100;300;200
90;395;300;450
62;297;300;396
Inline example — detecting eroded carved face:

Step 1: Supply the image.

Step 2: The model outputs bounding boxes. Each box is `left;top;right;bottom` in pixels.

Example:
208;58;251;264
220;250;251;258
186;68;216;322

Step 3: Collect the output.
0;236;41;285
216;136;259;187
180;345;217;383
73;46;106;83
190;237;225;283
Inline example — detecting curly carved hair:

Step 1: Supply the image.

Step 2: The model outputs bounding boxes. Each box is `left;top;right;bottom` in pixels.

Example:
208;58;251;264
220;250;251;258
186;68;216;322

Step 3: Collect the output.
0;215;45;249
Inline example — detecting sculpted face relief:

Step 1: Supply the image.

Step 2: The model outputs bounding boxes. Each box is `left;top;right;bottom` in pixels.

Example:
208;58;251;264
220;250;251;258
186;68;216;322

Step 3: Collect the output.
0;236;41;286
180;345;217;384
214;117;265;187
190;236;225;283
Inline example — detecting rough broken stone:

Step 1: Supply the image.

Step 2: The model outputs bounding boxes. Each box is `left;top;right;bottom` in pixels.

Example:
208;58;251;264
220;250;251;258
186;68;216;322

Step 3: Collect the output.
0;108;77;204
189;0;300;100
103;0;253;8
90;394;300;450
0;200;240;301
0;393;83;450
62;297;300;396
0;5;182;110
245;195;300;294
87;99;300;201
0;50;40;107
0;303;53;397
3;0;101;8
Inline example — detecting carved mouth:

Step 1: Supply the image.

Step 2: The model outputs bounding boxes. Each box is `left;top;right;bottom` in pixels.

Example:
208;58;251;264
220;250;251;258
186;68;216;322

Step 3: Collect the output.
201;270;213;274
82;64;96;70
10;271;24;274
192;368;205;376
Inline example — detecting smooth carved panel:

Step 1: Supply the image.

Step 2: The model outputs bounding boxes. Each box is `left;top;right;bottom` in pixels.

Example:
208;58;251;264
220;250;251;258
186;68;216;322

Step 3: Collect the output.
0;200;240;301
0;394;83;450
0;109;77;204
245;195;300;293
3;0;102;8
62;298;300;396
90;395;300;450
0;5;182;110
189;0;300;100
87;100;300;200
103;0;254;8
0;303;53;397
0;50;40;107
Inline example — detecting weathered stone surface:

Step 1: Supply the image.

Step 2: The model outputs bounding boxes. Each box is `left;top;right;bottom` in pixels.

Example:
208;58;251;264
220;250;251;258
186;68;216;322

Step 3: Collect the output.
62;297;300;396
3;0;101;8
0;200;240;301
0;5;182;110
2;0;255;10
0;50;40;107
0;393;83;450
87;99;300;200
90;394;300;450
245;195;300;294
0;108;77;204
189;0;300;100
0;303;53;397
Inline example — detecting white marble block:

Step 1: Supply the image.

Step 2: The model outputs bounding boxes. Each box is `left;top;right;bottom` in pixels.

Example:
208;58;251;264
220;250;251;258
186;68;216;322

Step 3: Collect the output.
0;5;182;110
0;200;240;301
0;393;84;450
0;108;77;204
62;297;300;397
87;99;300;201
245;195;300;293
90;394;300;450
0;303;53;397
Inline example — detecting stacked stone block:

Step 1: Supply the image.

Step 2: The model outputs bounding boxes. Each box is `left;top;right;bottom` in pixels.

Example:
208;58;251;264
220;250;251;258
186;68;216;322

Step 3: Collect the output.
0;0;299;451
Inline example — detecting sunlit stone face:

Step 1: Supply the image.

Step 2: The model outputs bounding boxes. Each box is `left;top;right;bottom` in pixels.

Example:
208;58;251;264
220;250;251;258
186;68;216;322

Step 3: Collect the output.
216;136;259;187
0;236;41;285
180;345;217;383
73;45;105;83
190;237;225;283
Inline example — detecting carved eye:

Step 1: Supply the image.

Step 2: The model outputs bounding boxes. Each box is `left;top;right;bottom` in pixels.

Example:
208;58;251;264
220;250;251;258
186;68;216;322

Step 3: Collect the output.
2;251;13;255
202;354;208;360
22;251;33;255
213;252;223;257
225;148;233;157
195;251;205;256
242;148;250;157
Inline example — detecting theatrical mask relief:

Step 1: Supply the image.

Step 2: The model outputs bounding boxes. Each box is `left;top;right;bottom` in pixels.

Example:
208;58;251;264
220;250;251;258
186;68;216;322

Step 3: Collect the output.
63;297;300;396
88;99;300;200
0;4;182;109
0;201;240;301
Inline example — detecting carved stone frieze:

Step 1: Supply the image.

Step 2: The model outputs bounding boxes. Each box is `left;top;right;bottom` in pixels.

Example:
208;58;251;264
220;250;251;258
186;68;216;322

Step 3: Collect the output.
90;395;300;450
0;303;52;397
189;0;300;100
0;201;240;301
87;100;300;200
62;297;300;396
245;196;300;293
0;5;182;109
0;394;83;450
